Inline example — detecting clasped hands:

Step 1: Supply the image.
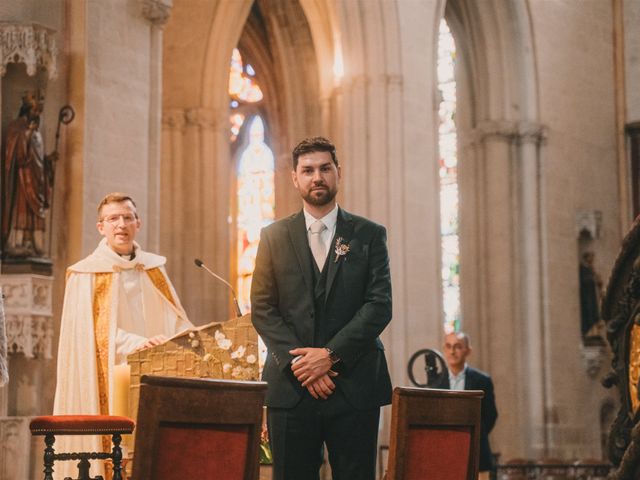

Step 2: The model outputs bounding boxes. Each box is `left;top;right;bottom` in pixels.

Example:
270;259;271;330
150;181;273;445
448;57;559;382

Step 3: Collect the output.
290;347;338;400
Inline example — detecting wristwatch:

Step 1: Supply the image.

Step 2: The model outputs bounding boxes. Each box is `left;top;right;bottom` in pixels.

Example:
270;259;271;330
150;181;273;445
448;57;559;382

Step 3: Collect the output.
325;347;340;365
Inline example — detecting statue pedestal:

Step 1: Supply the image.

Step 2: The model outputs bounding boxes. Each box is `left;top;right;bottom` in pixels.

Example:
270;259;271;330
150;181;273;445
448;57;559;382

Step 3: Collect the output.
1;257;53;276
0;273;54;361
0;272;54;480
0;416;34;480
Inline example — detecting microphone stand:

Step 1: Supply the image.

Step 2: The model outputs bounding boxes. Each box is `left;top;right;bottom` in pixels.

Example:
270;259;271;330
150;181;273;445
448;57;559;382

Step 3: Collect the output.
194;259;243;318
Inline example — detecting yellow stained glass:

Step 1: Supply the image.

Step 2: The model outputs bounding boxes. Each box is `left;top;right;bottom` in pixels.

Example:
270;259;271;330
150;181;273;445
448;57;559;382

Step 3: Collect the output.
236;116;275;314
229;48;263;103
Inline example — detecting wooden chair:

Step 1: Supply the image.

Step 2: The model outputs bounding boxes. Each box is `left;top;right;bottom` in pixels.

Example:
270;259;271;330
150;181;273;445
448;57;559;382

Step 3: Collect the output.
29;415;135;480
385;387;483;480
131;375;267;480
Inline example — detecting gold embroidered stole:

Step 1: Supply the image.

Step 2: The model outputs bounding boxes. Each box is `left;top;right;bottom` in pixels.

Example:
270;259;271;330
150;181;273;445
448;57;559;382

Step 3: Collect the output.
146;267;178;309
93;272;113;454
90;267;177;457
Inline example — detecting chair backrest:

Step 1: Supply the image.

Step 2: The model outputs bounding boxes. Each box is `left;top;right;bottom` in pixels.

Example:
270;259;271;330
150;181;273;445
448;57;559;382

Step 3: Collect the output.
386;387;483;480
131;375;267;480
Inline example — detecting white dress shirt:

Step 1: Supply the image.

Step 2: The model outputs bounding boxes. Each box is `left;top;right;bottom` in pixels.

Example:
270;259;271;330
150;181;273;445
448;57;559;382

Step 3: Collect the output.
303;204;339;264
448;364;468;391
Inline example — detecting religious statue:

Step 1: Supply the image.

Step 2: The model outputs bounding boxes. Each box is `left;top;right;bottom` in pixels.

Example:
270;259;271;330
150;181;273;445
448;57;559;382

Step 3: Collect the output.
1;92;57;257
579;251;603;338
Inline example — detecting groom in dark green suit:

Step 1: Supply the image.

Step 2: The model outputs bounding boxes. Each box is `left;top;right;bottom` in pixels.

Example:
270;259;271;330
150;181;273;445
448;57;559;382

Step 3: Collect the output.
251;137;393;480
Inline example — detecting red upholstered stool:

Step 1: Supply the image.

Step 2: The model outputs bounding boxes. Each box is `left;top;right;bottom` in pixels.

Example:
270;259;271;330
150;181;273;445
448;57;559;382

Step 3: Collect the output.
29;415;135;480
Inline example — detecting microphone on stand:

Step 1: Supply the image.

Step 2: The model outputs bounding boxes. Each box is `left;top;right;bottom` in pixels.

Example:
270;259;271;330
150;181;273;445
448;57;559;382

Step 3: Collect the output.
194;258;243;318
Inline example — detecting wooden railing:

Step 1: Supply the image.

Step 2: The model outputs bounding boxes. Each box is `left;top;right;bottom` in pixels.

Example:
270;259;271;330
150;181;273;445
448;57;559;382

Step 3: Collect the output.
491;461;612;480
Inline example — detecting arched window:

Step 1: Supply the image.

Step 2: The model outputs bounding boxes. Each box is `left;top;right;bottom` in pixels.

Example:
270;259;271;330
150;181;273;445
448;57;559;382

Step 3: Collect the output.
228;48;273;313
229;47;263;142
236;116;275;313
437;19;460;334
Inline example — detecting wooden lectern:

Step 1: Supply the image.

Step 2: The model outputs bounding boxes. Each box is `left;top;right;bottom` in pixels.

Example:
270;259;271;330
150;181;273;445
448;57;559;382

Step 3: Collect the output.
126;313;260;422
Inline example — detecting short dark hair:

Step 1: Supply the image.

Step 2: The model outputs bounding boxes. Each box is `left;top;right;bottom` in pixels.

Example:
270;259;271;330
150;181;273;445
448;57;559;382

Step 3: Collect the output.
97;193;138;220
292;136;338;169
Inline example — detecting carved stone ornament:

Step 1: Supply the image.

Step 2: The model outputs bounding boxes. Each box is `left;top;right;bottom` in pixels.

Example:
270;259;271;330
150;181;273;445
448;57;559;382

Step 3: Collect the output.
0;23;57;79
0;275;53;359
576;210;602;239
470;120;547;145
141;0;173;27
0;417;30;480
580;339;607;379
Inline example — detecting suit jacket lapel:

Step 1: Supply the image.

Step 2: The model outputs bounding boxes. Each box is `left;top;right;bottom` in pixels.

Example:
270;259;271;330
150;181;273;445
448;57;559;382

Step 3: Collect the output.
325;208;354;302
464;367;474;390
287;211;314;295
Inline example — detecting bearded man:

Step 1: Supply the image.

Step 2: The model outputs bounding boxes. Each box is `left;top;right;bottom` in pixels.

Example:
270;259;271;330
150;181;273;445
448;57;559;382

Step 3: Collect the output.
251;137;393;480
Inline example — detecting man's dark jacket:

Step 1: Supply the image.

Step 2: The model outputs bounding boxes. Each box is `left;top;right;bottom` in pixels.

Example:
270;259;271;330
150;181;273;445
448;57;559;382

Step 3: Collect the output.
250;208;392;410
443;366;498;472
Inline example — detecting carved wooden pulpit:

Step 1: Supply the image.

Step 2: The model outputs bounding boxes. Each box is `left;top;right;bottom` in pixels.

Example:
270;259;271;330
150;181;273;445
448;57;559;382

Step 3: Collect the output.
126;314;260;424
602;217;640;479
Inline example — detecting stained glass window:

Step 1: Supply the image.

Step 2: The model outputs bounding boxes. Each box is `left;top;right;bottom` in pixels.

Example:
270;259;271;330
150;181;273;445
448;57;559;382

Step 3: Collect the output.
236;116;275;314
228;48;263;142
438;19;461;334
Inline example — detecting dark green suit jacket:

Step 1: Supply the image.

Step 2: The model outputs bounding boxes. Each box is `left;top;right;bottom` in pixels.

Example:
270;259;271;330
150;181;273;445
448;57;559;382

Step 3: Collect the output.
250;208;393;409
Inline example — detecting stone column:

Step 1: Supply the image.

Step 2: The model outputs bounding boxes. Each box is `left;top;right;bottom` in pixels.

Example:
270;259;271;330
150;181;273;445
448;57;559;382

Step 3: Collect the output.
516;122;548;457
161;109;186;293
141;0;173;253
161;107;231;323
341;74;369;213
468;120;548;457
211;110;232;321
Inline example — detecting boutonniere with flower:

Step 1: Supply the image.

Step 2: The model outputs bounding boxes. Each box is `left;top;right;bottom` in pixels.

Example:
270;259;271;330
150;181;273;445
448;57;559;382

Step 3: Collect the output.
334;237;351;263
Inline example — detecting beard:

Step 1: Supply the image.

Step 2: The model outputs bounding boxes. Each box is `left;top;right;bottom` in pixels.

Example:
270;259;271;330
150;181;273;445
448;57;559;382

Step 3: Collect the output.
302;185;337;206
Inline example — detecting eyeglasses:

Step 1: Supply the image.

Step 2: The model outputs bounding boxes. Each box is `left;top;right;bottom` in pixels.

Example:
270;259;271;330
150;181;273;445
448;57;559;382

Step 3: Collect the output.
101;214;137;225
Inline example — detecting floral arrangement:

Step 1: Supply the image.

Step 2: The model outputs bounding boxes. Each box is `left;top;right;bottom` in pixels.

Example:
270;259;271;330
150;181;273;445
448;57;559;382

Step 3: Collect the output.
260;424;273;464
334;237;350;263
188;328;259;380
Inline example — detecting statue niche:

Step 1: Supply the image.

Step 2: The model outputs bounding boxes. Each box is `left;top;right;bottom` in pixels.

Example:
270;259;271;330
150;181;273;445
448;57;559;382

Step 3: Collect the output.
1;92;55;259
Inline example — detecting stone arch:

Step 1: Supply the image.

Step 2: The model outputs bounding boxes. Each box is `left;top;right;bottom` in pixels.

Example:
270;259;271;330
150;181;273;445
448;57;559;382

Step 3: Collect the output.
434;0;545;459
162;0;327;322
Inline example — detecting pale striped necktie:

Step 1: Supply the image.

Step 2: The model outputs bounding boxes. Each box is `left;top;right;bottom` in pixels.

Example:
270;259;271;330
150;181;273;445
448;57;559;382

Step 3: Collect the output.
309;220;328;269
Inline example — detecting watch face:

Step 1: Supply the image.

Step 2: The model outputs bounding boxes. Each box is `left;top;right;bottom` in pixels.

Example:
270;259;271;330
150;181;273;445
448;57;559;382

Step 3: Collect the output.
325;348;339;364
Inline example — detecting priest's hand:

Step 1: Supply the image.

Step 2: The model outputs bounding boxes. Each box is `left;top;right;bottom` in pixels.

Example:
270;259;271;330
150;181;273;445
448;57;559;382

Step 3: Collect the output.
136;334;168;351
305;373;337;400
289;347;336;386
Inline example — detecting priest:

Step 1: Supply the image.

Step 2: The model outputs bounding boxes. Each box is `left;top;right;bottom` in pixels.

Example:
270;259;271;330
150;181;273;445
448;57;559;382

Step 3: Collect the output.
53;192;191;478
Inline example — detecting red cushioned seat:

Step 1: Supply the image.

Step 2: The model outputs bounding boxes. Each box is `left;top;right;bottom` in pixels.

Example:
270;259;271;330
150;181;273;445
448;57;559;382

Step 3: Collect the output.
30;415;135;435
30;415;135;480
386;387;483;480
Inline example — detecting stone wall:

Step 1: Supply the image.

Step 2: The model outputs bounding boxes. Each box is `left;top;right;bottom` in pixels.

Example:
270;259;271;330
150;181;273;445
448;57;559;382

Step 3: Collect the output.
625;0;640;122
0;1;163;478
529;0;620;460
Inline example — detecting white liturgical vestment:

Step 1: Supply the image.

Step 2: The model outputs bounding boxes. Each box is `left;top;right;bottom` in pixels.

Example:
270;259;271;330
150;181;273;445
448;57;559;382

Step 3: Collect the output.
53;239;191;479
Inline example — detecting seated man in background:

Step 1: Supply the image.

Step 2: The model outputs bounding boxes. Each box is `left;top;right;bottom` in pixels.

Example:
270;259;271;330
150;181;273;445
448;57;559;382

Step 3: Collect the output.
53;192;191;478
443;331;498;479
